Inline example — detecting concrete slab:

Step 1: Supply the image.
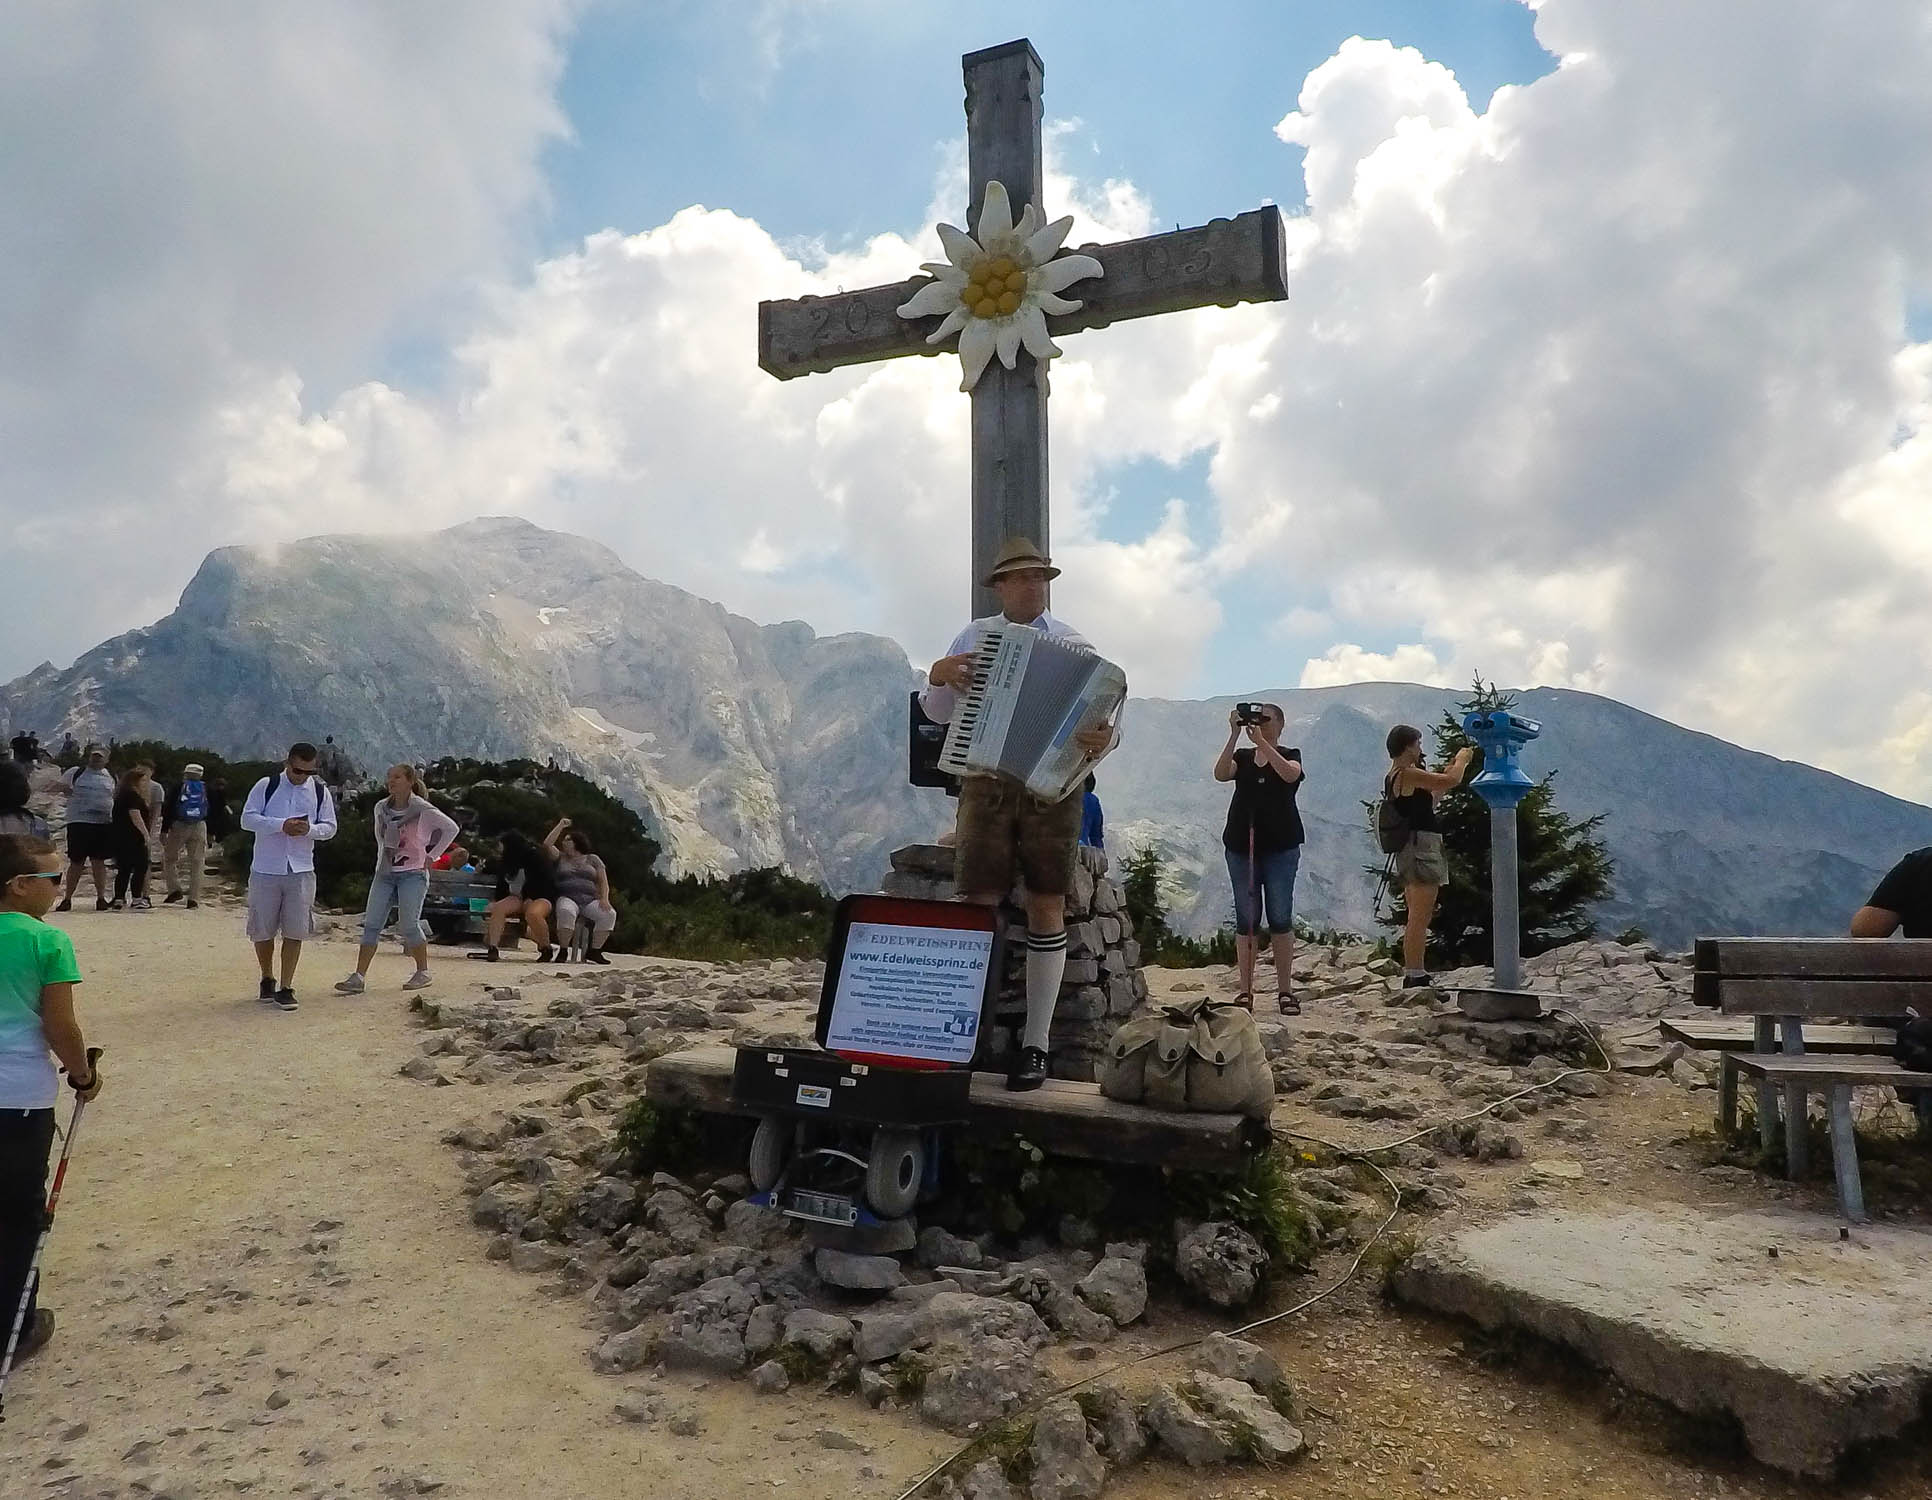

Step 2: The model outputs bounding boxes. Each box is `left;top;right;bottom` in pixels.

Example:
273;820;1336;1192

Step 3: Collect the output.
1456;986;1543;1021
1394;1206;1932;1477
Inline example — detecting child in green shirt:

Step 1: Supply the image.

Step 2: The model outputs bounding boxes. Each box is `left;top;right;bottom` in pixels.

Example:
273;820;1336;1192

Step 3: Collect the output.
0;834;101;1366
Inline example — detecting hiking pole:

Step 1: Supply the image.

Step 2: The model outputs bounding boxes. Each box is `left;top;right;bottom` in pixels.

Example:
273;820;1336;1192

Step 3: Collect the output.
0;1046;102;1423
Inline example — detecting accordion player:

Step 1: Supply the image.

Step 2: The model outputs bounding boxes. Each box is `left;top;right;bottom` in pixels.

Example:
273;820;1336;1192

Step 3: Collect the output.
920;537;1124;1091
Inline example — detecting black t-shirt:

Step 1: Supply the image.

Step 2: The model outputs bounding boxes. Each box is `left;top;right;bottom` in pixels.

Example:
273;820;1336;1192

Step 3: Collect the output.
1222;748;1306;855
491;845;558;903
9;734;34;762
1868;848;1932;938
111;784;149;838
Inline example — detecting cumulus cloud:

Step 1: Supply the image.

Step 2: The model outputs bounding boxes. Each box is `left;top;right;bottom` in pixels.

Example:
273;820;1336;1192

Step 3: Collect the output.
0;1;576;663
7;0;1932;807
1300;644;1451;690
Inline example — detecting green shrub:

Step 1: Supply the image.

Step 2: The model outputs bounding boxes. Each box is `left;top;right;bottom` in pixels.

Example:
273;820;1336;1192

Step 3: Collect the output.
613;1099;705;1176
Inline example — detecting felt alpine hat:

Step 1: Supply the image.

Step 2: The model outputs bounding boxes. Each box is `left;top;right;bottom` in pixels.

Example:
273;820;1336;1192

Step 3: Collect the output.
983;536;1061;585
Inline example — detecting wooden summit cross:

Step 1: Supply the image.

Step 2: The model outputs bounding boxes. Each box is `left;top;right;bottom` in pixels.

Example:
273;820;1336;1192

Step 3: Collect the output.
758;38;1289;617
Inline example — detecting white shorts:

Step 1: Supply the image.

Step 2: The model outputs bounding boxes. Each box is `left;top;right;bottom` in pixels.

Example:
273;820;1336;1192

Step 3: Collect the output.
247;871;317;942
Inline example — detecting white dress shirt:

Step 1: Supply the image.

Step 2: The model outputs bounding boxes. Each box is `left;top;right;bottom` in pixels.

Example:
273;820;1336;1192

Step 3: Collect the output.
919;610;1095;724
241;773;339;874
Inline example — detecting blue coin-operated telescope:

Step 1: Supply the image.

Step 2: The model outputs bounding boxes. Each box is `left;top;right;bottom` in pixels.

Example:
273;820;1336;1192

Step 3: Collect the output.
1463;710;1541;810
1459;708;1543;1008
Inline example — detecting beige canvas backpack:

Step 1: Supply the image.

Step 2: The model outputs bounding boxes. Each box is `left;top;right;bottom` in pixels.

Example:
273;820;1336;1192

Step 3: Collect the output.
1098;996;1275;1119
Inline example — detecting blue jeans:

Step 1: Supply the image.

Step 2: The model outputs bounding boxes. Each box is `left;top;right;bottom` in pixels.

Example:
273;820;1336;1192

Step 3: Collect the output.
360;867;429;948
1226;844;1300;937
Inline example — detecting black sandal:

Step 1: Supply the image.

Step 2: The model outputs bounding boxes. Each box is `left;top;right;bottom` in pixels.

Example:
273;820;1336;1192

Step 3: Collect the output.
1277;992;1301;1015
1232;991;1254;1011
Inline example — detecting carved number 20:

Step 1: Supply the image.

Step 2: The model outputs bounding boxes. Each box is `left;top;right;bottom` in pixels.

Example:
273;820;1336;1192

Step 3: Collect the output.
806;301;872;339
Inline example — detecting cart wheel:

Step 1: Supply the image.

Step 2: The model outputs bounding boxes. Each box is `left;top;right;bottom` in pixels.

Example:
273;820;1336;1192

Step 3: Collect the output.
748;1116;790;1193
864;1129;925;1219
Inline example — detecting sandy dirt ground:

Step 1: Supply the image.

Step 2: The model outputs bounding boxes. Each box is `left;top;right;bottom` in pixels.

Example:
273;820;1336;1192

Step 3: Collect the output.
7;898;1931;1500
3;900;952;1499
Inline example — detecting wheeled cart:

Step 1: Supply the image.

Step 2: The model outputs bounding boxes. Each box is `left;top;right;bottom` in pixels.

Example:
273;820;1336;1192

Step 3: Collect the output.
732;1047;971;1224
728;894;1002;1229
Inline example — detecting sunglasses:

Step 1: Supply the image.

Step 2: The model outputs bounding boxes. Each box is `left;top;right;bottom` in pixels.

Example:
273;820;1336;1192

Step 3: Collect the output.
12;871;63;881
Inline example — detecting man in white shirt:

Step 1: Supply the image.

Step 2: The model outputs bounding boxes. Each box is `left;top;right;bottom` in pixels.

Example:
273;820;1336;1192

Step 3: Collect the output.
239;742;338;1012
922;538;1118;1091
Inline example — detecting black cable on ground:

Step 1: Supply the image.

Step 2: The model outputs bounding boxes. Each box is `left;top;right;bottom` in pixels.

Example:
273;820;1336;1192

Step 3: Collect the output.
888;1003;1614;1500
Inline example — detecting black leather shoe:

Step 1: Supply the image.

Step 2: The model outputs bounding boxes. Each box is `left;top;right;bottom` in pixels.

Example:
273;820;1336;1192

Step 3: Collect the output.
1007;1046;1049;1092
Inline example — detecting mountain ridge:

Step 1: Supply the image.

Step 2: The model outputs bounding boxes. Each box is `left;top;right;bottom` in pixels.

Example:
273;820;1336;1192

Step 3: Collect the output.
5;516;1927;948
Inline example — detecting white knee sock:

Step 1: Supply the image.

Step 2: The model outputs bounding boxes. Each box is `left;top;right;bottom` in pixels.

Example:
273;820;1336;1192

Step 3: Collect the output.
1022;930;1068;1053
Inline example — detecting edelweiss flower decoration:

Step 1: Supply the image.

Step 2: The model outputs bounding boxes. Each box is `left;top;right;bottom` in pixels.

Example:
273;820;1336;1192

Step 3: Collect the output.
896;180;1104;392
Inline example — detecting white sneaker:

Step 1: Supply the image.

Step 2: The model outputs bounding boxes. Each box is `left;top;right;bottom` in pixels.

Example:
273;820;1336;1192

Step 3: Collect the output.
401;969;434;990
333;973;366;995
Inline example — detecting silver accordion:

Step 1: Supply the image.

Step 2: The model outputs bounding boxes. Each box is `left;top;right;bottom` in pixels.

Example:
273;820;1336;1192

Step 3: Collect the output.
937;623;1127;801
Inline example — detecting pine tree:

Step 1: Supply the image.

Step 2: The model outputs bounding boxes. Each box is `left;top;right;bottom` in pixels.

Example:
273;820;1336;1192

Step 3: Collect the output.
1376;678;1615;967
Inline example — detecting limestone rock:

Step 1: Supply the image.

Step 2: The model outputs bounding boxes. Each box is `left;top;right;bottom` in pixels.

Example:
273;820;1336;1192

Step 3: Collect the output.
655;1275;758;1374
743;1303;783;1360
1182;1373;1305;1463
915;1226;984;1270
721;1198;794;1251
918;1338;1040;1435
1027;1400;1107;1500
782;1308;855;1360
750;1360;789;1394
591;1326;655;1374
814;1249;906;1292
1142;1384;1237;1467
1192;1332;1283;1391
1174;1222;1268;1310
1075;1258;1147;1326
1078;1384;1145;1465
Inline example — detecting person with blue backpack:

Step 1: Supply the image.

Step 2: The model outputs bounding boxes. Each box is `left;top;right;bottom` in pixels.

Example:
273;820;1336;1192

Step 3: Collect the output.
160;762;212;909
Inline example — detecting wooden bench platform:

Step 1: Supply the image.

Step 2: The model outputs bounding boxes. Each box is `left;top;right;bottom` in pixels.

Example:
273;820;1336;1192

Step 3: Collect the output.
1728;1054;1932;1222
1659;1018;1899;1054
1694;938;1932;1219
645;1045;1259;1174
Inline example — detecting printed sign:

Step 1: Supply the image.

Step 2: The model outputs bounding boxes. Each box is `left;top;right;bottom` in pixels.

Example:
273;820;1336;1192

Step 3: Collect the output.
795;1084;832;1109
823;920;996;1065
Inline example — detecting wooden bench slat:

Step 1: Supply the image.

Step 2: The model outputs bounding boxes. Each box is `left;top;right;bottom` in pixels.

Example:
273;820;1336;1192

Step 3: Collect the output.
1725;1053;1932;1089
1693;937;1932;979
1658;1019;1898;1053
1715;979;1928;1016
644;1045;1254;1173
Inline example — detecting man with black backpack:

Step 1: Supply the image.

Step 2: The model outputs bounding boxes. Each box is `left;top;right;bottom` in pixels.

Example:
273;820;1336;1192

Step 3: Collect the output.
239;743;338;1012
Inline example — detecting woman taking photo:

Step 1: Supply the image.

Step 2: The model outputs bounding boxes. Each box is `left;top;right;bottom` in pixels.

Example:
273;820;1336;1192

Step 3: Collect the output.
543;817;618;964
109;764;155;909
334;765;459;994
1384;725;1474;988
1214;703;1305;1013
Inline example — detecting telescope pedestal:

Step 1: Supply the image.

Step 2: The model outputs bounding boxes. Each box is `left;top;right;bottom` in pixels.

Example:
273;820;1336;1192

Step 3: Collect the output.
1456;986;1543;1022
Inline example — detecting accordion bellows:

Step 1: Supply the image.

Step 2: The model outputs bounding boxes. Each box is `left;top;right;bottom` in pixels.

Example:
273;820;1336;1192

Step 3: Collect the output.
937;622;1127;802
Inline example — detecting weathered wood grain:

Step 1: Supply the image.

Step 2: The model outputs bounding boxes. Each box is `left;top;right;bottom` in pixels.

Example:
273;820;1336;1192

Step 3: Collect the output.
1659;1018;1898;1053
645;1044;1256;1173
757;209;1291;381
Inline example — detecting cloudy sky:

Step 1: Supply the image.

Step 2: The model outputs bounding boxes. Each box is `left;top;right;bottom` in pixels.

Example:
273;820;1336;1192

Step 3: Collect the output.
5;1;1932;801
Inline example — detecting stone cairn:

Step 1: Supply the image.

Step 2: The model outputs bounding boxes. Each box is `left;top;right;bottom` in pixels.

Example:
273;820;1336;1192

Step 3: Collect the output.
880;842;1150;1081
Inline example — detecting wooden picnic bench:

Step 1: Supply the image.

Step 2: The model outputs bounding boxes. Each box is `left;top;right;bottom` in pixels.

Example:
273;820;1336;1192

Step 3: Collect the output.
1692;937;1932;1220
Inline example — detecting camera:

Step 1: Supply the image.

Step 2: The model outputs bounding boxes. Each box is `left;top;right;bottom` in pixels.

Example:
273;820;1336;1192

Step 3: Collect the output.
1234;702;1265;726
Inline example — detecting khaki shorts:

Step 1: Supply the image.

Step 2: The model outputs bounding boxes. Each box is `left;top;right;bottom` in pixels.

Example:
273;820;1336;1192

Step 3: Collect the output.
1396;831;1448;888
954;776;1082;898
247;871;317;941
